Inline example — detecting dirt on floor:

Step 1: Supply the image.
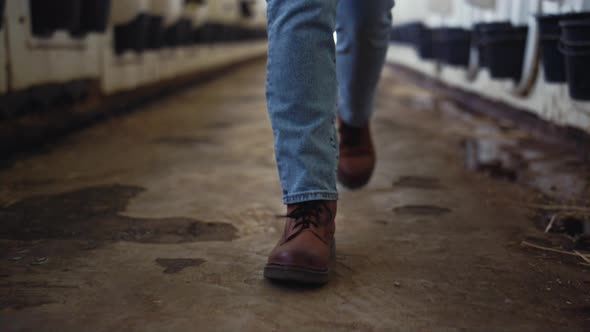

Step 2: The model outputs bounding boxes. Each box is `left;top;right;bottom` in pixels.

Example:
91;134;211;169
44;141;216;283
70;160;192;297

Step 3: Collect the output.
0;61;589;331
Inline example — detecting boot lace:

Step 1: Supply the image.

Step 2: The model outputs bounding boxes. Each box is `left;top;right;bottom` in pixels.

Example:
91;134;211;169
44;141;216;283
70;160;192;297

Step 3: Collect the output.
285;201;332;229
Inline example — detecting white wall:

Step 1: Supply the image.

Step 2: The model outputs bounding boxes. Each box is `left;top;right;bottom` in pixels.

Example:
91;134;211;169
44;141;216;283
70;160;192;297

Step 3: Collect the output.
1;0;268;97
388;0;590;133
4;0;101;91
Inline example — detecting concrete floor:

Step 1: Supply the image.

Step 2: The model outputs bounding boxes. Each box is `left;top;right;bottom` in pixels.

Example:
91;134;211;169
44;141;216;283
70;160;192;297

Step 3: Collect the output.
1;61;589;331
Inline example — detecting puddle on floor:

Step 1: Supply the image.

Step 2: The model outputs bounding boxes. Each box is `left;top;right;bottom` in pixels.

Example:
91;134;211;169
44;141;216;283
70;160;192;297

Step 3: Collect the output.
435;100;590;250
0;184;238;243
155;258;206;274
393;176;444;190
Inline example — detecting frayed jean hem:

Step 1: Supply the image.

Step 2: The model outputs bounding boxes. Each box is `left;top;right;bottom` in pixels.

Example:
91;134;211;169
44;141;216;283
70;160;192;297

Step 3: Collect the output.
283;191;339;205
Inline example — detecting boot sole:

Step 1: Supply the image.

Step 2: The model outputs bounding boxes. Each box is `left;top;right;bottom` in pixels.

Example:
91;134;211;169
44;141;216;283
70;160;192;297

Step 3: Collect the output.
264;241;335;284
263;264;330;284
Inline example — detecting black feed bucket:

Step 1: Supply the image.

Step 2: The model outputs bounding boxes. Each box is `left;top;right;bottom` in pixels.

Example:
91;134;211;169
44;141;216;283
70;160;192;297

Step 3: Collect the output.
199;23;225;43
146;15;165;49
391;22;425;45
1;0;5;30
79;0;111;33
223;25;238;42
417;27;434;60
560;18;590;100
479;25;528;81
473;22;512;68
255;28;267;40
390;22;435;60
537;14;566;82
113;14;150;55
164;19;193;47
164;22;180;47
30;0;82;37
559;42;590;100
560;17;590;41
434;28;471;66
404;22;425;45
179;19;194;45
536;13;590;82
390;27;404;43
193;25;206;44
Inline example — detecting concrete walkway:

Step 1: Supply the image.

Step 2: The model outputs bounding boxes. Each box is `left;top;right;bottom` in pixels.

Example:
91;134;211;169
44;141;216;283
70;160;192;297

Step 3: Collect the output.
1;61;588;331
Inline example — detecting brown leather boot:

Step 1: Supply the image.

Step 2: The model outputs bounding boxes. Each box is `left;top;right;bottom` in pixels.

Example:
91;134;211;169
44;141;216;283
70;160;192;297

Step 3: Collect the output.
264;200;336;284
337;118;376;189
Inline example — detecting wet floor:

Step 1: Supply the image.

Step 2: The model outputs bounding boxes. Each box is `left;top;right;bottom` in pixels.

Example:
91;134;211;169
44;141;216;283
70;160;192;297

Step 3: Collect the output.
1;61;589;331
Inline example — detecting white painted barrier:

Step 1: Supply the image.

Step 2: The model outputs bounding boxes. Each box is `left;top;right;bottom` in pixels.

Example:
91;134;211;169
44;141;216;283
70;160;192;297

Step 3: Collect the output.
4;0;101;92
388;0;590;132
1;0;268;104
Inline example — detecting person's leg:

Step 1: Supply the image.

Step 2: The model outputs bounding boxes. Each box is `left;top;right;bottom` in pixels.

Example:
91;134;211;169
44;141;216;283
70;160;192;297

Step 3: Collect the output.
336;0;395;127
264;0;338;284
266;0;339;205
335;0;394;189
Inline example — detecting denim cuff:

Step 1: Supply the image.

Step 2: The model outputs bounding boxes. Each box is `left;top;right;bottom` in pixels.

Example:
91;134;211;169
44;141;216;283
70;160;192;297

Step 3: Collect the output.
283;191;339;205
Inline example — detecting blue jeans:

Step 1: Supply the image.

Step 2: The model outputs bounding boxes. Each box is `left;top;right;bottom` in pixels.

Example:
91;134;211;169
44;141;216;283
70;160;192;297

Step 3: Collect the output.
266;0;395;205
